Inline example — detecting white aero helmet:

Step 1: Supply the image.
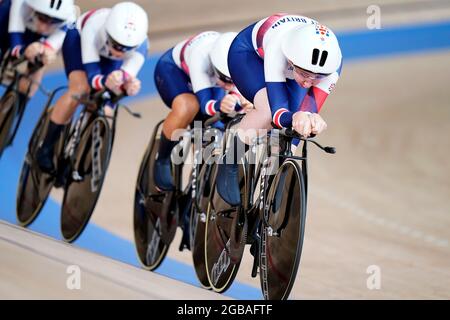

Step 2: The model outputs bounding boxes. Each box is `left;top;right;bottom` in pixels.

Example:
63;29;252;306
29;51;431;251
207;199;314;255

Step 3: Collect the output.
26;0;75;22
105;2;148;50
209;32;237;83
282;24;342;75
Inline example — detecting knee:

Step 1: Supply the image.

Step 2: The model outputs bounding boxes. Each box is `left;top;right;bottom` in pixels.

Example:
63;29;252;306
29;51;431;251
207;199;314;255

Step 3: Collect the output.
258;106;272;124
69;81;89;96
171;94;199;118
247;104;272;129
67;71;90;96
253;89;272;126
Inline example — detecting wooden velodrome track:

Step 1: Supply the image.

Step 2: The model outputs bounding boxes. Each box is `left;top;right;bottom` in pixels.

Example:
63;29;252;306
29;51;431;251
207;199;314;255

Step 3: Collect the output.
1;0;449;299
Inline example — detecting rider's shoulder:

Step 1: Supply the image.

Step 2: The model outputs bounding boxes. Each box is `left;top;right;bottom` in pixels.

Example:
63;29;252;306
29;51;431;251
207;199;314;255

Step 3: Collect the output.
187;31;220;55
193;31;221;44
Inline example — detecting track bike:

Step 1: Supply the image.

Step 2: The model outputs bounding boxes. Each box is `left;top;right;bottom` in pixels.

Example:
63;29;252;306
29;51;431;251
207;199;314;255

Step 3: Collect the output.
193;120;336;299
0;52;44;158
133;114;225;272
16;89;140;242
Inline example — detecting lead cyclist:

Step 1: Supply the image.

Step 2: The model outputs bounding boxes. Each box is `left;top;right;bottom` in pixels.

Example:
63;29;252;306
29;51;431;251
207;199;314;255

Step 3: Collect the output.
216;13;344;206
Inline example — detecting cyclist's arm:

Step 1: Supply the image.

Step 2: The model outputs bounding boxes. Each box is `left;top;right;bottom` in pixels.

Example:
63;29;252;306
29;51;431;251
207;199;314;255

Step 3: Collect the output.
264;43;293;128
44;24;73;53
120;39;149;78
80;23;104;90
195;87;226;116
8;0;27;56
189;49;224;116
83;62;105;90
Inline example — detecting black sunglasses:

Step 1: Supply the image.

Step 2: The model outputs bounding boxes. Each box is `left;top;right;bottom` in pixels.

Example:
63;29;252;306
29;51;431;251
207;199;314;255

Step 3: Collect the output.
34;11;64;25
106;34;137;53
213;66;233;84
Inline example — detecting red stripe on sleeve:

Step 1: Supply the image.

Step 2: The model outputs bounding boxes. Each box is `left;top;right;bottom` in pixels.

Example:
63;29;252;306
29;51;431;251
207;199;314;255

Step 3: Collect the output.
206;100;217;116
312;87;328;112
273;108;288;128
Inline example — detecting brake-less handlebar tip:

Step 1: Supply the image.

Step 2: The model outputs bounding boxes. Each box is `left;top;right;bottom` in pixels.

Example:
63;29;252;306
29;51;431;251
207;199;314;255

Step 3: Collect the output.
324;146;336;154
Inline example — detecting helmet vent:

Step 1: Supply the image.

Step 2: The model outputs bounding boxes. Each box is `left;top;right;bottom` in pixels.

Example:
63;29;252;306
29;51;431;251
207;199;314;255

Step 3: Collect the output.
311;48;320;65
319;51;328;66
312;49;329;67
50;0;63;10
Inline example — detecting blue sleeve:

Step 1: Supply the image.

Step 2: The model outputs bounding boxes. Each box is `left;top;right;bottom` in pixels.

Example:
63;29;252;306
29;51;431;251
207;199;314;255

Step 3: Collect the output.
196;87;225;116
212;87;226;101
266;81;293;128
136;39;149;58
266;81;289;110
9;32;24;50
84;62;105;89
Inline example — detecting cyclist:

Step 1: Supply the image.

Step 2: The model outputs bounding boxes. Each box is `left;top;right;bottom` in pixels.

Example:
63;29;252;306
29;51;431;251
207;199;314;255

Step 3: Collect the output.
35;1;149;174
217;14;343;206
0;0;77;103
153;31;252;191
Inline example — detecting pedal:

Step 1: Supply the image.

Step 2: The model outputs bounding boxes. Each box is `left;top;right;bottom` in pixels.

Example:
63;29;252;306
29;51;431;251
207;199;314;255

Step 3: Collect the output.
178;241;189;251
251;248;259;278
178;228;190;251
250;237;261;278
72;171;83;182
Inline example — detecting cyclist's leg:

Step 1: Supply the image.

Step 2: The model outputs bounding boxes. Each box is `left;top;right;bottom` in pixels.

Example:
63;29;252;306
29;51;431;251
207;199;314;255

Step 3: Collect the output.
153;48;198;190
237;88;272;138
215;25;268;206
163;93;199;139
36;29;89;173
36;70;89;173
50;71;89;124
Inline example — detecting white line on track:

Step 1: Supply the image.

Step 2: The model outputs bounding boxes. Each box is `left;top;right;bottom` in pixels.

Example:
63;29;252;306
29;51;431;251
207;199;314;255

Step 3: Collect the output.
312;188;449;250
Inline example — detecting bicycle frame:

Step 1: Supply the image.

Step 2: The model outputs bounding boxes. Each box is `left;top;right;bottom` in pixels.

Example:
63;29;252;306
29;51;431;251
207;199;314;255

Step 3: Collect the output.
233;127;335;278
62;92;127;182
0;54;49;148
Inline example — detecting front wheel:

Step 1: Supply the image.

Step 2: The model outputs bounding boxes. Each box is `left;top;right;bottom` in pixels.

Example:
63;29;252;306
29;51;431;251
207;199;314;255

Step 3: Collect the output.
0;90;20;157
134;123;175;271
16;108;57;226
259;159;306;300
60;116;112;242
204;159;245;293
190;156;215;289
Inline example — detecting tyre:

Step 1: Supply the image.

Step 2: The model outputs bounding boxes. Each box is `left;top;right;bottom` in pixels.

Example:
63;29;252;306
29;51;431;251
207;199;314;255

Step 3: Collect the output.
204;157;245;293
133;124;174;270
60;116;112;242
0;90;19;157
16;109;57;226
190;154;216;289
259;159;306;300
